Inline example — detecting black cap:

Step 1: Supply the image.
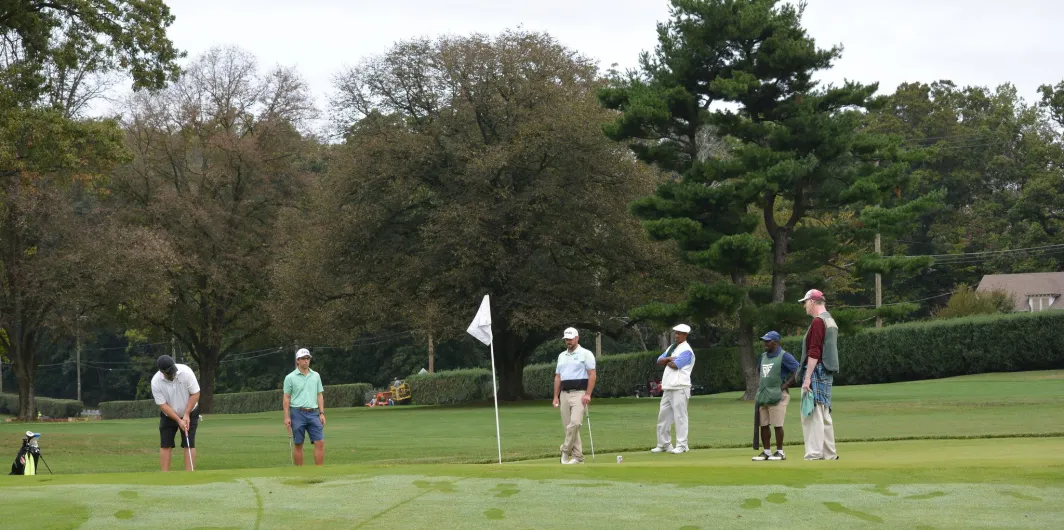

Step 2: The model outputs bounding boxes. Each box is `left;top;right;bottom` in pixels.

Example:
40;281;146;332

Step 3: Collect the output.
156;355;177;376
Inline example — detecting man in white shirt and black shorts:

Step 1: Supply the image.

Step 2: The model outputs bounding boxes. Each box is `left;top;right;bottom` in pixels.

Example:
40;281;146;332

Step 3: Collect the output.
151;354;201;471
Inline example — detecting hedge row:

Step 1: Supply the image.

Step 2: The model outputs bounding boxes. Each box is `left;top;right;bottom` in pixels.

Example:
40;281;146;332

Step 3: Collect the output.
522;347;745;399
417;311;1064;403
785;310;1064;385
0;394;84;418
406;369;495;405
99;383;374;419
97;311;1064;414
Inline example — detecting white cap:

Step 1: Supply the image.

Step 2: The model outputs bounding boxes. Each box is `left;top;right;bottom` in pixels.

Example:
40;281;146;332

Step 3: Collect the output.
295;348;311;360
563;327;579;339
672;324;691;334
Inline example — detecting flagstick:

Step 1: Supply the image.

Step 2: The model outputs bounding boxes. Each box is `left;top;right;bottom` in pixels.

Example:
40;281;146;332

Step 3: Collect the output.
489;340;503;464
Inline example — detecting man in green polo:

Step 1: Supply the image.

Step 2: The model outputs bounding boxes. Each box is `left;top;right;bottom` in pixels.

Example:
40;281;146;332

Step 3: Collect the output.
283;348;326;466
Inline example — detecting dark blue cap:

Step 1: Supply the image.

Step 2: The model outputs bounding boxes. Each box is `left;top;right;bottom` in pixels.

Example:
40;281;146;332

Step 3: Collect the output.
760;331;781;341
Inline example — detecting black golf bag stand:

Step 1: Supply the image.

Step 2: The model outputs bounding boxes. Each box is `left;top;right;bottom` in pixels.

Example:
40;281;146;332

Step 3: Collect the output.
9;431;52;475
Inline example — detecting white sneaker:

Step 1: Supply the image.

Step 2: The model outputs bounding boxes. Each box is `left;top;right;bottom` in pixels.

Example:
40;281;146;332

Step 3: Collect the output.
669;446;688;454
768;450;786;461
562;458;583;465
650;444;673;453
752;450;771;461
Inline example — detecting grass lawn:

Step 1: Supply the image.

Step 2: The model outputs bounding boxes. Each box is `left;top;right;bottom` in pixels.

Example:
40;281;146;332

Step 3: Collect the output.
2;370;1061;473
0;371;1061;528
0;438;1060;529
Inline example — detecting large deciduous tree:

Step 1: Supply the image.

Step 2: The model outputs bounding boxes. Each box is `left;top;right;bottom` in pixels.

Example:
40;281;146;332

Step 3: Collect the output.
272;30;691;399
866;81;1064;311
0;0;179;419
111;46;317;412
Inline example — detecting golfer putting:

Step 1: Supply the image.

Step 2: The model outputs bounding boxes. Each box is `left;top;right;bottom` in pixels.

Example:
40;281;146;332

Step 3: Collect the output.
151;355;201;472
552;327;596;465
752;331;798;461
651;324;696;454
283;348;326;466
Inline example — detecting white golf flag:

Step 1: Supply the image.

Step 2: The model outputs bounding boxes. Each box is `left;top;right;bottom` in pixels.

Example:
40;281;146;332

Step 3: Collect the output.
466;295;493;345
466;294;502;464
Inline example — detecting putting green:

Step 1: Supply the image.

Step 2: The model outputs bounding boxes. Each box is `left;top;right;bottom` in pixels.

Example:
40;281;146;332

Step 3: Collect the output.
2;437;1060;529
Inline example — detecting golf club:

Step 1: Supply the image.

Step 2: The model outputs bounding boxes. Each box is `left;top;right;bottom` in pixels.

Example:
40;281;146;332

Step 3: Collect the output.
586;404;595;460
184;429;194;471
288;425;295;465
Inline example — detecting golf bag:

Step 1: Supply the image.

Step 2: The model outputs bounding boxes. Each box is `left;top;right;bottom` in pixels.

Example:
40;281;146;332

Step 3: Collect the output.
9;432;42;476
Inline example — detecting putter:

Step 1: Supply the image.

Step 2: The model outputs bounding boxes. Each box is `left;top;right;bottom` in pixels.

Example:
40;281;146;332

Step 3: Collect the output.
288;429;295;465
585;404;595;461
184;430;194;471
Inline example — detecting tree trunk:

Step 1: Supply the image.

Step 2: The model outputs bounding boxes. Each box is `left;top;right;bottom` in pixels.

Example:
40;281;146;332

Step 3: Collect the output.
771;227;789;303
193;344;220;413
492;331;529;401
14;354;36;420
428;332;435;373
734;273;759;400
12;310;38;420
737;314;758;400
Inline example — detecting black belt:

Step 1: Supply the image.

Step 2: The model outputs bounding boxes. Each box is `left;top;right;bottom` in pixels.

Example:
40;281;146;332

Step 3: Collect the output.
297;407;318;412
561;379;588;391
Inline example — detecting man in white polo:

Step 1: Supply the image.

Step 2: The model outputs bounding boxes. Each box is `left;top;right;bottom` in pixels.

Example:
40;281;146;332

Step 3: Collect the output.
651;324;695;454
283;348;326;466
552;327;596;465
151;354;201;472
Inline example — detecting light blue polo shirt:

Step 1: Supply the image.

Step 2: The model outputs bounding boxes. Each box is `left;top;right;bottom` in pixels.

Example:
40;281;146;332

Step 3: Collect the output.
283;368;323;409
555;346;596;380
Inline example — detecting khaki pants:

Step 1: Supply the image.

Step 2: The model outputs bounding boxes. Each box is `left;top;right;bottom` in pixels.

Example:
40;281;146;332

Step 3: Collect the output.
657;387;690;449
559;390;585;461
801;403;837;459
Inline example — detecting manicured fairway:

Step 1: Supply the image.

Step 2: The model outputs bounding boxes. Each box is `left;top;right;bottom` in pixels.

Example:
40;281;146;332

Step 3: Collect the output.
0;371;1061;528
0;438;1061;529
2;370;1061;473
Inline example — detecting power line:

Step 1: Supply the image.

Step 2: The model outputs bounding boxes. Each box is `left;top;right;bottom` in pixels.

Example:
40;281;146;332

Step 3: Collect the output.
840;290;956;309
917;244;1064;265
219;348;283;364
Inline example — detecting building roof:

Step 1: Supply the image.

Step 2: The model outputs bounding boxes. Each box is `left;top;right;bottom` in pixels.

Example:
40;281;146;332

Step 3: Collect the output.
977;272;1064;311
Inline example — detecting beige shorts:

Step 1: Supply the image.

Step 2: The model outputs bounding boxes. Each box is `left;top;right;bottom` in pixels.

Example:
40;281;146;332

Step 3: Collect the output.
758;390;790;426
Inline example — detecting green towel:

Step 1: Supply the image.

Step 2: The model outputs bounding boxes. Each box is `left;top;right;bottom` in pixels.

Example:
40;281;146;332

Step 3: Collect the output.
801;390;815;418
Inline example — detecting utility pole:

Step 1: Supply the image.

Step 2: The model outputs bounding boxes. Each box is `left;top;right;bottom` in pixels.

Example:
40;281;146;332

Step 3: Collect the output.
76;314;82;403
875;232;883;328
427;332;435;373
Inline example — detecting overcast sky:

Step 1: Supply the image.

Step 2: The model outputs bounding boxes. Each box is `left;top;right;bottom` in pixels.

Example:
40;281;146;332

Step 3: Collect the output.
122;0;1063;122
